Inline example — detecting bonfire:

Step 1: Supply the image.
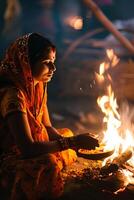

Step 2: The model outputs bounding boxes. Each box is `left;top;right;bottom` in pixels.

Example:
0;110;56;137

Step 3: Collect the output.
77;49;134;194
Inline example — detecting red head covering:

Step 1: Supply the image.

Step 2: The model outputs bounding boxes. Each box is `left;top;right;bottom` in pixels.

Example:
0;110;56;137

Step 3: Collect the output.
0;33;35;105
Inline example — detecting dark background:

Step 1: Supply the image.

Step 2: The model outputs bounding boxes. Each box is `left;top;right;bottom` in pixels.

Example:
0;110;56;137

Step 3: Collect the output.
0;0;134;102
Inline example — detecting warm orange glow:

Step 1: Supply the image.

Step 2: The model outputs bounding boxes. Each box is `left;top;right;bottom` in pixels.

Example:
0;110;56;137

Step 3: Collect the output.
95;62;110;84
96;49;134;185
106;49;120;67
95;72;104;84
65;16;83;30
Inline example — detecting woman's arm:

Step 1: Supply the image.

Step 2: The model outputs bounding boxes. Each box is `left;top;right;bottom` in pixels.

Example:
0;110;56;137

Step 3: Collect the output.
6;112;62;158
42;104;52;127
42;105;62;140
7;111;99;158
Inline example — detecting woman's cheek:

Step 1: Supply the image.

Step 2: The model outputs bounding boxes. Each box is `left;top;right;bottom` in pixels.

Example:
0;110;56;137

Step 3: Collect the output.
42;66;49;74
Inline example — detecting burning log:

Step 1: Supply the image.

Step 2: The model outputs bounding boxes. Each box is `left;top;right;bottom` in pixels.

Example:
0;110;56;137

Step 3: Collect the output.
89;150;133;193
122;163;134;174
112;149;132;166
100;149;132;175
92;170;128;193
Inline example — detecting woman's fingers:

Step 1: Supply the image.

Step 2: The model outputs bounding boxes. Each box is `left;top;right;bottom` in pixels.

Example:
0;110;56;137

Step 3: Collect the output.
75;133;99;149
89;136;99;146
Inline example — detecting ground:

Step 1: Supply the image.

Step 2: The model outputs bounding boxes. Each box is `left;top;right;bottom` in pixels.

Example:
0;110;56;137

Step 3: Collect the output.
59;156;134;200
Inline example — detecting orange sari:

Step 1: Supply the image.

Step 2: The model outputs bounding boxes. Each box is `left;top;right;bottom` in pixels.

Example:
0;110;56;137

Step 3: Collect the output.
0;33;77;199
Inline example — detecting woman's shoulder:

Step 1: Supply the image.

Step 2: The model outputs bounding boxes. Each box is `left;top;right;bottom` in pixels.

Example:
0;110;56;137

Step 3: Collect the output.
0;86;27;118
7;86;24;95
0;86;23;92
0;86;25;101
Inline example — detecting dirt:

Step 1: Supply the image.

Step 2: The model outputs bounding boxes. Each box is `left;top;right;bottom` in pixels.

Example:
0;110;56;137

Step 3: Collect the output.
58;157;134;200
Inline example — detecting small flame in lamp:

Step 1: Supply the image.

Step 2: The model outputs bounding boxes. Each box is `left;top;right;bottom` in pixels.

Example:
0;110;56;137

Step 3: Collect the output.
96;49;134;185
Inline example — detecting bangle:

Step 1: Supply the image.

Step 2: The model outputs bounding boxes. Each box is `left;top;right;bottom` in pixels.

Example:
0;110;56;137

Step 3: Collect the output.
68;137;77;149
57;138;70;151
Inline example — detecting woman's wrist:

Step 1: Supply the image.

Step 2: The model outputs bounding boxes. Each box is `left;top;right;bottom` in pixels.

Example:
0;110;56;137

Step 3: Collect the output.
57;136;77;151
46;126;62;140
68;136;77;149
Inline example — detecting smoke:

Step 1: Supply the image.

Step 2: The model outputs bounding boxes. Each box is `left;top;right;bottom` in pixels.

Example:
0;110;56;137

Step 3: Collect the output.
119;101;134;138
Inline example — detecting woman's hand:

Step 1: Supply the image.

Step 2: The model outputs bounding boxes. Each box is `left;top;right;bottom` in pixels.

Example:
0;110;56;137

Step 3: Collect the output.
73;133;99;150
46;126;62;140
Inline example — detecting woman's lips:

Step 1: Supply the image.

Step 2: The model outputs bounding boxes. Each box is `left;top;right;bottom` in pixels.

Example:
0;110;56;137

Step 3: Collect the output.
43;73;53;77
48;73;53;75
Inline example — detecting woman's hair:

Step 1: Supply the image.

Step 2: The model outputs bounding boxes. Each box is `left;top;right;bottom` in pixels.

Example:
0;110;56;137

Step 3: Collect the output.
28;33;56;66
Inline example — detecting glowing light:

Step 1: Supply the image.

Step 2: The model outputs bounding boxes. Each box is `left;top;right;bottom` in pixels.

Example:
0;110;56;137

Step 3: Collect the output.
65;16;83;30
96;49;134;185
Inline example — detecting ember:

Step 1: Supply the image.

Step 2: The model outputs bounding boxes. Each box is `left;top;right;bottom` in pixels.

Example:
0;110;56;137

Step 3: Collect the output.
100;149;133;175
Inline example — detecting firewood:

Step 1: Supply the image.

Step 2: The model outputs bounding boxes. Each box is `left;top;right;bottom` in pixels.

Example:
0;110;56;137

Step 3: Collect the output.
112;149;132;166
100;163;119;175
122;163;134;174
92;171;126;192
126;184;134;194
100;149;132;175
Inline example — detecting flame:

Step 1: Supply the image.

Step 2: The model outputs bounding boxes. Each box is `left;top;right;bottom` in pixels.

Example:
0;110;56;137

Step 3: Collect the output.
96;49;134;185
106;49;120;67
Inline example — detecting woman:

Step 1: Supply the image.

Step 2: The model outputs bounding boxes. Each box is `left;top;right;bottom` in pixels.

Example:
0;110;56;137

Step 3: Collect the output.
0;33;99;200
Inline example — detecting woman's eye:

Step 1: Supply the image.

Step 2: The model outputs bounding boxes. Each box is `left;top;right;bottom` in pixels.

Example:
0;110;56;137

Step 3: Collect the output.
43;61;51;65
46;61;53;66
42;60;55;69
45;61;50;64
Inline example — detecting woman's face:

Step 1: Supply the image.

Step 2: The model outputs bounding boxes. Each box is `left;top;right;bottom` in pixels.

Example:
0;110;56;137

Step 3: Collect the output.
32;50;56;85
